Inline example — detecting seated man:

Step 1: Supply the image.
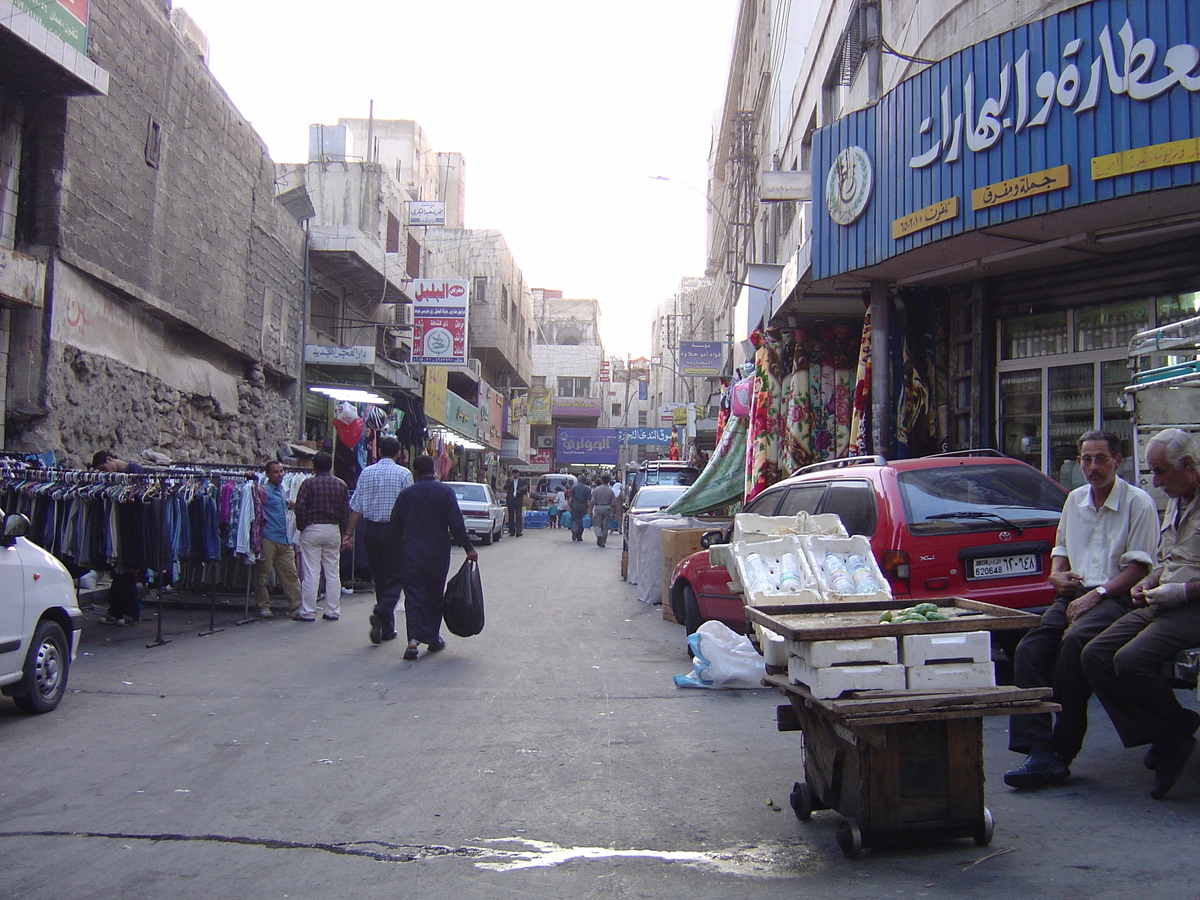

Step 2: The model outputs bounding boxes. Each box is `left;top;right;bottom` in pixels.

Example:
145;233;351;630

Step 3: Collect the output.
1004;431;1157;788
1082;428;1200;799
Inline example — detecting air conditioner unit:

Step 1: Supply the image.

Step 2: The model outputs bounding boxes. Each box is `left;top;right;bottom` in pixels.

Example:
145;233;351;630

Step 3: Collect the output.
468;358;482;378
395;304;414;327
538;436;554;449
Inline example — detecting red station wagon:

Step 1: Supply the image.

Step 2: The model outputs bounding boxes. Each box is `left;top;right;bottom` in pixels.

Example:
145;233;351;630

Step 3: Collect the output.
669;451;1069;637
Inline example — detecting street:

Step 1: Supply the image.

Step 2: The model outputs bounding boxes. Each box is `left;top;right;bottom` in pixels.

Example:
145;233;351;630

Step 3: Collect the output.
3;525;1200;899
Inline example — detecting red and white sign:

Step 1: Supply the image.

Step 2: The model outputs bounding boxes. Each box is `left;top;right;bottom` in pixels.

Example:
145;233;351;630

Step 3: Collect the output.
411;279;469;365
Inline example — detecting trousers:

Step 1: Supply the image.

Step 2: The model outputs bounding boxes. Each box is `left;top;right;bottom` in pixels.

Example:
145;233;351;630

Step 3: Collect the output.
298;523;342;618
252;536;301;612
364;520;403;637
1008;591;1129;760
592;505;612;546
1081;602;1200;747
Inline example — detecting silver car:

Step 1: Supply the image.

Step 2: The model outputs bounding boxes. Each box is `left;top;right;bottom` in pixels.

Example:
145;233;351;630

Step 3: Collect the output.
445;482;505;545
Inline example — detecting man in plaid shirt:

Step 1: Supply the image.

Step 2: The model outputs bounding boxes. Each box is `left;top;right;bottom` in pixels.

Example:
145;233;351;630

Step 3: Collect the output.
343;436;414;644
293;451;350;622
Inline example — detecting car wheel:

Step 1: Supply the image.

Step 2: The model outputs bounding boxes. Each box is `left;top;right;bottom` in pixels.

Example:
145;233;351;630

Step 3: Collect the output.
493;519;502;542
481;525;493;545
12;620;69;714
682;584;703;636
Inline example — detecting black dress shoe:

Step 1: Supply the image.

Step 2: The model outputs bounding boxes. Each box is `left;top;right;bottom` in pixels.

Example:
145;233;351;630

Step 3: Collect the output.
1003;750;1071;788
1151;734;1196;799
403;644;419;660
428;637;446;653
369;614;382;645
382;631;398;641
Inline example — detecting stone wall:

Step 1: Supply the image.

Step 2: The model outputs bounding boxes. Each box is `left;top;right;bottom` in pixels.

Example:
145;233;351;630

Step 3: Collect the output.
12;343;295;468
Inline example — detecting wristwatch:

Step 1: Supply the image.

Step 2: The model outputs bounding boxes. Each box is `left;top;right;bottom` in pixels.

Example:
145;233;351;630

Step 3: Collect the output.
1095;585;1108;598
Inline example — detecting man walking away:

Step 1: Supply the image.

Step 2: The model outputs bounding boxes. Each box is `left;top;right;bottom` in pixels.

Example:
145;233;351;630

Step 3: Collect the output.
505;474;526;537
390;455;477;659
252;460;302;618
1004;431;1157;788
292;451;350;622
1082;428;1200;799
344;436;413;645
568;477;592;542
588;474;619;548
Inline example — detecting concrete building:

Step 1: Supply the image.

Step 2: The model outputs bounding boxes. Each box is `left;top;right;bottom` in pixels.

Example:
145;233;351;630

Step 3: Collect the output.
3;0;304;466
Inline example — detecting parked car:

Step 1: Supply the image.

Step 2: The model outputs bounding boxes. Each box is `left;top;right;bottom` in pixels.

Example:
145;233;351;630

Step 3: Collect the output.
668;451;1069;637
624;462;701;500
445;482;505;545
0;511;82;714
627;484;691;518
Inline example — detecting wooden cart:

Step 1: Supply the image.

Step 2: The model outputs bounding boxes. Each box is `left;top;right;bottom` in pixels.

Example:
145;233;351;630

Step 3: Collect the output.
749;599;1058;857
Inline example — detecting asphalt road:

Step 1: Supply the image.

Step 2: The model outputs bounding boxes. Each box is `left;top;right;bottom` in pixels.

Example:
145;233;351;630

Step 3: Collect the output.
3;524;1200;899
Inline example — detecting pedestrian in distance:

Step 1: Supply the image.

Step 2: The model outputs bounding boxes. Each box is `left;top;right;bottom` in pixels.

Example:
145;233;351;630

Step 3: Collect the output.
1082;428;1200;799
588;474;619;548
292;451;350;622
251;460;302;618
390;454;478;660
91;450;146;625
343;436;413;645
504;473;526;537
568;477;591;542
1003;431;1158;789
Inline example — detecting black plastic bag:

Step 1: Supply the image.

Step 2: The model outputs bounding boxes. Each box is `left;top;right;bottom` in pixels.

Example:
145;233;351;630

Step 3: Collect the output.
443;559;485;637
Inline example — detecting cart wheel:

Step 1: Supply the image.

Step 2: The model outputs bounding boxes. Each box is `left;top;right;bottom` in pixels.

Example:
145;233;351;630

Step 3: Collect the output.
836;817;863;858
974;807;994;846
789;781;813;820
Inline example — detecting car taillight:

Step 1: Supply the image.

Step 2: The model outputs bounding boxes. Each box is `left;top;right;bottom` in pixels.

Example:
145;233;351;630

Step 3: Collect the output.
880;549;910;584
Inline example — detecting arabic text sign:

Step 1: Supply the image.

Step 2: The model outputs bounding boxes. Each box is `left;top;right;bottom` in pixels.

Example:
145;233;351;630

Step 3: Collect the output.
304;344;376;366
412;279;469;364
1092;136;1200;180
678;341;723;376
971;165;1070;211
556;428;619;465
12;0;88;54
407;201;446;226
551;397;603;417
623;427;672;445
892;196;960;239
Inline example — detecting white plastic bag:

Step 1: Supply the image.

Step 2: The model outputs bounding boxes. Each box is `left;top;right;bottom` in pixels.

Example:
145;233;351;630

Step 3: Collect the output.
673;621;766;689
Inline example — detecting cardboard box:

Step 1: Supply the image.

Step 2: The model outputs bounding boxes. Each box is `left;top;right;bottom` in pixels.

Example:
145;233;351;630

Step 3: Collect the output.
661;528;710;621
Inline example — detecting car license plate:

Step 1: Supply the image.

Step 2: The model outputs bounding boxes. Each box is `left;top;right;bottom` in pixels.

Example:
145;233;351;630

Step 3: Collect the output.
970;553;1040;579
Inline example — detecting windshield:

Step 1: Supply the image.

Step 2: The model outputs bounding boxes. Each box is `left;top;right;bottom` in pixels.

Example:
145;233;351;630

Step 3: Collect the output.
634;486;685;508
644;468;699;486
899;464;1066;533
452;485;487;503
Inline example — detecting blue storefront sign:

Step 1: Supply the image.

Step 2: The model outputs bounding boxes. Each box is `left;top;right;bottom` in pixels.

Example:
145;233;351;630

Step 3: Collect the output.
813;0;1200;280
556;428;619;465
678;341;724;377
622;427;673;446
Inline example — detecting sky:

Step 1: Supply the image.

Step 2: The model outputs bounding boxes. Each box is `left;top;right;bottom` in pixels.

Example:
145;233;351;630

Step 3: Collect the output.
175;0;740;359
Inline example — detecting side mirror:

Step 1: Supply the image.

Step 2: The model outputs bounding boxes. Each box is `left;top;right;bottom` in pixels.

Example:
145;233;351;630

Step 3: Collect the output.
3;512;30;546
699;529;726;549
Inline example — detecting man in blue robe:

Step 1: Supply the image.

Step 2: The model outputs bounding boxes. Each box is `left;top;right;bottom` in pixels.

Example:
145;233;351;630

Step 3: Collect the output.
390;454;478;659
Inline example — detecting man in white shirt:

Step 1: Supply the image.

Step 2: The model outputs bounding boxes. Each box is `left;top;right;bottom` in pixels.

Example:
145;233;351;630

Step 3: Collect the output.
1005;431;1158;789
1083;427;1200;799
344;436;414;644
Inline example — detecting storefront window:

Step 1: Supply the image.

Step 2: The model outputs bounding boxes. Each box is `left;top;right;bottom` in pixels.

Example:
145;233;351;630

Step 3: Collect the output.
1156;291;1200;328
1001;311;1068;360
1049;365;1094;488
999;370;1041;467
1100;358;1136;483
1075;299;1149;352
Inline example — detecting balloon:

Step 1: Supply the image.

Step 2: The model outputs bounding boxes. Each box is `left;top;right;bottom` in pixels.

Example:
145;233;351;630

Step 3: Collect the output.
334;416;364;448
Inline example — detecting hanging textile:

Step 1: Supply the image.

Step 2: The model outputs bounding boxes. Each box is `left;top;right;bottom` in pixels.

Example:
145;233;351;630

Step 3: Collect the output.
893;290;946;458
744;330;785;503
782;330;814;474
849;309;872;456
665;417;748;516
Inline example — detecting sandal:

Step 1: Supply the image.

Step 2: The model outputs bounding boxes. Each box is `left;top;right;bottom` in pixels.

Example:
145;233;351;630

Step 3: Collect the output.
403;644;419;660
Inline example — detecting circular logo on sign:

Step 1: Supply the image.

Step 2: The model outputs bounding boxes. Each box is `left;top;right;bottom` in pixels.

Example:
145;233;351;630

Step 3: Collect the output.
825;145;873;226
424;327;454;356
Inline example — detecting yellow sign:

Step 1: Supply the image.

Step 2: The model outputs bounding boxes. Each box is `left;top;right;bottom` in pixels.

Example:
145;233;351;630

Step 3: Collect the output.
1091;137;1200;181
423;365;448;425
971;165;1070;211
892;196;959;240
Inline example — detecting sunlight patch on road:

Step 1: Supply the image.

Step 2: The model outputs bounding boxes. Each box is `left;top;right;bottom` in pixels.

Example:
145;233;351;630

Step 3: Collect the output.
473;837;811;876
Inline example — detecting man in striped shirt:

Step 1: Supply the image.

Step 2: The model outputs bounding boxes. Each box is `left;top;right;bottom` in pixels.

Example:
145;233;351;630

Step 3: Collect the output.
344;436;414;644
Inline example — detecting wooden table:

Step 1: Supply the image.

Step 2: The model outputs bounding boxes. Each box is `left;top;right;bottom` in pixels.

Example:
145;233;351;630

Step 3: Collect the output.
750;599;1058;857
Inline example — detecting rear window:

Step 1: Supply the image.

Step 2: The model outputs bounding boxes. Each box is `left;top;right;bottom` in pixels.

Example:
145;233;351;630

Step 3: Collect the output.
453;485;487;502
635;486;686;508
899;464;1066;534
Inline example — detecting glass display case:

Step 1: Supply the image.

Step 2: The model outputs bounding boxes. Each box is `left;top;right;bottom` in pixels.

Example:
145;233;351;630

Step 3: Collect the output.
1049;364;1094;488
1076;299;1149;352
1001;311;1069;360
999;370;1042;468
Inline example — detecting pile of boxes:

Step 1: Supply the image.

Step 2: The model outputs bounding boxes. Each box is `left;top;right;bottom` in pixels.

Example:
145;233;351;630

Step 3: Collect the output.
785;630;995;699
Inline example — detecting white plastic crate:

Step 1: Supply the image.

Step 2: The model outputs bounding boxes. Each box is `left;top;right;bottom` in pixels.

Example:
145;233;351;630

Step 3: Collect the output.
899;631;991;666
787;636;898;668
906;661;995;691
800;533;893;603
788;657;906;699
731;535;823;607
754;623;789;668
732;511;847;544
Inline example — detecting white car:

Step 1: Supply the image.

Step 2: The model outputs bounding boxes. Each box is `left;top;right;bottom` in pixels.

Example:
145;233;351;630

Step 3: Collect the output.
445;482;505;545
0;511;82;714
